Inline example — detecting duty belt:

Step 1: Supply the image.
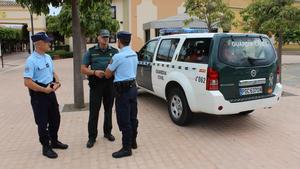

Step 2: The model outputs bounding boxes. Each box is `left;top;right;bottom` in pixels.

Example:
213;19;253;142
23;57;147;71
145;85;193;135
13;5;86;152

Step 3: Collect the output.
113;80;136;90
29;81;53;97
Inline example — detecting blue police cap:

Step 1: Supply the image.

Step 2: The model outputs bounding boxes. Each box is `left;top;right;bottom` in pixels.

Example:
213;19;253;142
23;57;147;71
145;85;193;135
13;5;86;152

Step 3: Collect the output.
117;31;131;41
31;32;53;42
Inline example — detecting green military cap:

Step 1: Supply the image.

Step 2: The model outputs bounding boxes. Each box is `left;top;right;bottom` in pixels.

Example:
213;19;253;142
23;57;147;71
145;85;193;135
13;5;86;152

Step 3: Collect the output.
98;29;110;38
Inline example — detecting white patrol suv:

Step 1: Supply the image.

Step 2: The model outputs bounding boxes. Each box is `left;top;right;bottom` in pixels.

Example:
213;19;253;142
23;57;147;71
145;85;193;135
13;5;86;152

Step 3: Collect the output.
136;32;283;126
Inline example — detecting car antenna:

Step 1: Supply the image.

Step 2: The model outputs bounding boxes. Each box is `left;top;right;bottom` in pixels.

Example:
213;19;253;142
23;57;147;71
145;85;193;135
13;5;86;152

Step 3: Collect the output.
259;36;263;41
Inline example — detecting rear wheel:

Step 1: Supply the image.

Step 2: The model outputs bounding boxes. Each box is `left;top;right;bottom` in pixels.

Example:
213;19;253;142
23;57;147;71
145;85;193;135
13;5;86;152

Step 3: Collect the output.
239;110;254;115
167;88;192;126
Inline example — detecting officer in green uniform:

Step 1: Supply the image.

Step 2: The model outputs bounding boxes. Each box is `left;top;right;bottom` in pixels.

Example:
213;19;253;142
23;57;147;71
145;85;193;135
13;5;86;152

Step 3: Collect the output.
81;29;118;148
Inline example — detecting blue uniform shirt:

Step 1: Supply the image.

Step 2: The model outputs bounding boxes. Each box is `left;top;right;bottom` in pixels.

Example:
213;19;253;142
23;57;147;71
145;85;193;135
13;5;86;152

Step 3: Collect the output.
107;46;138;82
23;51;54;85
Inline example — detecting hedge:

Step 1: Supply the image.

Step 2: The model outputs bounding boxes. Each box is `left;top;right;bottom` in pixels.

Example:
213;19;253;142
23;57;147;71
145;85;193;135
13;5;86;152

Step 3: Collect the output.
46;50;73;59
54;45;70;51
0;27;22;41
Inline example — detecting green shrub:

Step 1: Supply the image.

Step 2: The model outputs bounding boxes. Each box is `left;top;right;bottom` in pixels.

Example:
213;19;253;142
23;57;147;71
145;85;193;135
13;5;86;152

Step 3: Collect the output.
0;27;22;40
54;45;70;51
46;50;73;59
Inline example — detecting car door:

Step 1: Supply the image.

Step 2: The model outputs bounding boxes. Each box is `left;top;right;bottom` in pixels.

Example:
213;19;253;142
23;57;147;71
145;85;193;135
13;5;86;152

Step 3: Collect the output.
152;38;180;96
137;39;158;91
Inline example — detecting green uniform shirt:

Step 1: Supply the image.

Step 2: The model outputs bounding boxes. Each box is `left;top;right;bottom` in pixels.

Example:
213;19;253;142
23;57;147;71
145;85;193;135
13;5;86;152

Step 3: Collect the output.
82;45;119;71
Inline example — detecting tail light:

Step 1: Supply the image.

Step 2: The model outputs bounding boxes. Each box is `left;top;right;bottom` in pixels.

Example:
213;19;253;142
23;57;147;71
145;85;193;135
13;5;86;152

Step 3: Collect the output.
206;67;219;90
276;65;280;83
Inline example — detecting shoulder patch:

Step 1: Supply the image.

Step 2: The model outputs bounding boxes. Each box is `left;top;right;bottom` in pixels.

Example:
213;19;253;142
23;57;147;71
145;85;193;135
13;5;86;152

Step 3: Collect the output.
25;66;30;73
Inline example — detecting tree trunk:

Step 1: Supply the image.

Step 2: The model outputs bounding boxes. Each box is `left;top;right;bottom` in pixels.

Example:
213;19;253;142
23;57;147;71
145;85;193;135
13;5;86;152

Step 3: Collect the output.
28;6;34;54
71;0;85;108
30;10;34;36
278;32;283;83
80;30;87;54
0;41;3;68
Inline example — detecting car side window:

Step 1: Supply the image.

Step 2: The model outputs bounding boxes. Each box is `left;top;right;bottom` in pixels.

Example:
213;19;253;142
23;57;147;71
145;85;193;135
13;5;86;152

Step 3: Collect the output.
156;39;180;62
138;39;158;62
178;38;211;63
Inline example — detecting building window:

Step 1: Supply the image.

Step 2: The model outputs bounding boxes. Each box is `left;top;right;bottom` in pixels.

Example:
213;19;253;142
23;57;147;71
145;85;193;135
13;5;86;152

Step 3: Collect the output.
109;34;116;43
111;6;116;19
145;29;150;42
155;29;160;37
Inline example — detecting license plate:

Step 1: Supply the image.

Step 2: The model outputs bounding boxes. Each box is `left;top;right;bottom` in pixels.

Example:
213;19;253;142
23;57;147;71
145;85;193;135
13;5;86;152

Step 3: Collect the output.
239;86;263;96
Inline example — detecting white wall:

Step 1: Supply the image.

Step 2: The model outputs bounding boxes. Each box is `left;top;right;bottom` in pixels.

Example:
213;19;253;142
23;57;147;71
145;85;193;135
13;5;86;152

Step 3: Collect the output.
137;0;158;43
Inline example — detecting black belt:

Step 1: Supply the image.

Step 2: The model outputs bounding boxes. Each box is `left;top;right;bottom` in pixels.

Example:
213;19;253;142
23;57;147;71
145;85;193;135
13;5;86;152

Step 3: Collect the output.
29;81;53;97
35;81;51;88
113;80;136;89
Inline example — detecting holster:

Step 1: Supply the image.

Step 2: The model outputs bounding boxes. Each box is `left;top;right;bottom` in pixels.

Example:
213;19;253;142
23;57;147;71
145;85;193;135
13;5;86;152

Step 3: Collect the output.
113;80;136;95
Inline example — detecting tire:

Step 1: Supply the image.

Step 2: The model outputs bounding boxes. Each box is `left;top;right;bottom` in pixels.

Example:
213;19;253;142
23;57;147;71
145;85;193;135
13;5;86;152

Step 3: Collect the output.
167;88;192;126
239;110;254;115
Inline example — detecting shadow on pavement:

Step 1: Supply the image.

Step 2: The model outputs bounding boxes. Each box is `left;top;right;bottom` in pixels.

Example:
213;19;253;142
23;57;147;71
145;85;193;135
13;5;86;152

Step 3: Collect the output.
138;90;261;133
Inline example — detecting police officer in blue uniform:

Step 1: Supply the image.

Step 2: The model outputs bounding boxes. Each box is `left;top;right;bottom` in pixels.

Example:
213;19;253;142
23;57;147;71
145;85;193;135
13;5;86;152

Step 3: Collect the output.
81;29;118;148
23;32;68;159
101;31;139;158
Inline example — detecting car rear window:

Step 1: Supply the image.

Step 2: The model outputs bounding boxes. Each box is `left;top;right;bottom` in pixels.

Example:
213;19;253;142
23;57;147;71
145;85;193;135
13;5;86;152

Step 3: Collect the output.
219;37;276;67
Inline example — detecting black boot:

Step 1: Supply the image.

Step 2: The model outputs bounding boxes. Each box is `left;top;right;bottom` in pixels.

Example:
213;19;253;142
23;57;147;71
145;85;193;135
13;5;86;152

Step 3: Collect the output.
86;139;95;148
112;147;132;158
132;140;137;149
104;134;115;142
51;140;68;149
42;146;58;159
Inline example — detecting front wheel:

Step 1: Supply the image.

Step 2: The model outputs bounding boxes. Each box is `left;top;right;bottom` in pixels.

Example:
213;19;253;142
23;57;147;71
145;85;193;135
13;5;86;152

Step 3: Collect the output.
167;88;192;126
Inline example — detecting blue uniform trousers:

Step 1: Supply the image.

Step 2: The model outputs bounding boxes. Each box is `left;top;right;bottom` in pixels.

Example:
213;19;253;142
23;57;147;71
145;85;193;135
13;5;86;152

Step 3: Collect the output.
30;90;60;147
115;85;138;149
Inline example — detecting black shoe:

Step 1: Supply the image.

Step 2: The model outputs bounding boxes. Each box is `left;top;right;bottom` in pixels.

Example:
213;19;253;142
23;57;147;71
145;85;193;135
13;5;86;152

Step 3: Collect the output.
86;140;95;148
42;146;58;159
132;140;137;149
112;148;132;158
104;134;115;142
51;141;68;149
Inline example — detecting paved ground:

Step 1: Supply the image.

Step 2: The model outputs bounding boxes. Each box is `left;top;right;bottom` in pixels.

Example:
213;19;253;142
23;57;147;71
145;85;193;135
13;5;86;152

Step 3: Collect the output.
0;52;300;169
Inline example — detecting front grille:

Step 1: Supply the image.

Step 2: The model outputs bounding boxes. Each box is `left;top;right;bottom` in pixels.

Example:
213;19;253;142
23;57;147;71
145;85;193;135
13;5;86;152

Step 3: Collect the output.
228;94;275;103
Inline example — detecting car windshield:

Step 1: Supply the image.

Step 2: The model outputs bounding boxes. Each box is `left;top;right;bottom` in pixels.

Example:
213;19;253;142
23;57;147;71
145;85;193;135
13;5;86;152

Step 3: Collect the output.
219;37;276;67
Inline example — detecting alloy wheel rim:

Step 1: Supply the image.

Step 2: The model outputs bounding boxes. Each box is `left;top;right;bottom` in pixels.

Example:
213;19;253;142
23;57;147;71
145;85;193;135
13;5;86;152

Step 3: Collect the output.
170;95;183;119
